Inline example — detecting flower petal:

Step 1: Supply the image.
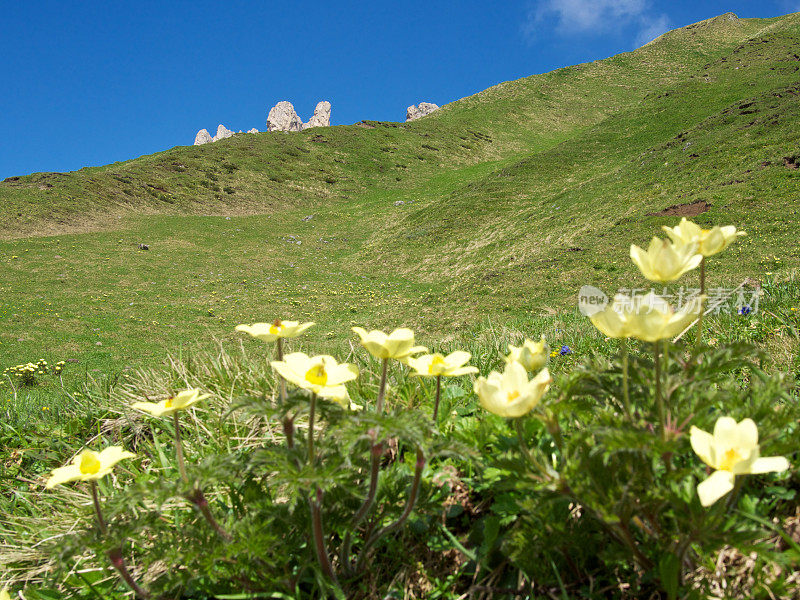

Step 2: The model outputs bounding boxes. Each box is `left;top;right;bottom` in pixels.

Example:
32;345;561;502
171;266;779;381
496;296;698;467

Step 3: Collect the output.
748;456;790;474
690;426;714;468
697;470;735;507
46;464;83;488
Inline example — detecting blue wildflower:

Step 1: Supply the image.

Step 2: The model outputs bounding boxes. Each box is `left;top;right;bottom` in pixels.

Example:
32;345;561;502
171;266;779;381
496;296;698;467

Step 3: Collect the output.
560;345;572;355
738;306;752;316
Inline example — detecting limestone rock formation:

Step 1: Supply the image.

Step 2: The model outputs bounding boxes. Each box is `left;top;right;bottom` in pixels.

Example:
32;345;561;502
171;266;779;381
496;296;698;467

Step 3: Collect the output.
267;101;304;132
406;102;439;121
302;101;331;130
248;128;259;134
212;124;234;142
194;129;213;145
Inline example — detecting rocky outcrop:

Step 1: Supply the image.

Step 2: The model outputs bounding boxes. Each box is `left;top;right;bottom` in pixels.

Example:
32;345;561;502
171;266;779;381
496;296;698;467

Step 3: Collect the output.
406;102;439;121
302;101;331;130
212;124;234;142
192;100;330;145
194;129;213;145
267;101;304;132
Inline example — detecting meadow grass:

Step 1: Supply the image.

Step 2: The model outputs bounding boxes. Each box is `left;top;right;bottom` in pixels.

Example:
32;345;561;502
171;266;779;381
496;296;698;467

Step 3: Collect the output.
1;11;800;598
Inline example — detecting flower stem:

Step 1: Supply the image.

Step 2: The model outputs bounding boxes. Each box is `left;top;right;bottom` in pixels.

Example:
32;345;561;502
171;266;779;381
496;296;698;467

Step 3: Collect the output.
514;418;551;480
276;338;287;403
654;343;665;439
173;412;189;485
308;393;317;463
356;448;425;572
91;482;150;599
695;256;706;353
91;480;108;535
342;437;382;572
621;338;631;416
188;489;232;541
432;375;442;422
375;358;388;413
342;360;389;571
174;413;231;540
310;487;338;583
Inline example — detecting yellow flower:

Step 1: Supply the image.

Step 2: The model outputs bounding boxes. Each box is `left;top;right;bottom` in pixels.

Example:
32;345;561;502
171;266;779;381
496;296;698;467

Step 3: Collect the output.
690;416;789;507
271;352;358;406
352;326;427;361
505;335;549;372
235;319;315;342
630;292;702;342
662;218;746;257
630;237;702;282
475;362;552;418
46;447;136;488
131;388;211;417
1;587;9;600
407;351;478;377
589;295;633;339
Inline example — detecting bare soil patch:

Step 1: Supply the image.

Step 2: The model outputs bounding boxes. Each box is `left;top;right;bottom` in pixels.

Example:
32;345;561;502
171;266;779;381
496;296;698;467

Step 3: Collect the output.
648;199;711;217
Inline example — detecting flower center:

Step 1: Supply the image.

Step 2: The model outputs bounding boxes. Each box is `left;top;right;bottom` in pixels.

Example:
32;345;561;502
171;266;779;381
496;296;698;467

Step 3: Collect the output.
507;390;520;403
306;363;328;386
79;451;101;474
165;397;174;408
428;355;446;375
269;322;284;335
719;448;742;471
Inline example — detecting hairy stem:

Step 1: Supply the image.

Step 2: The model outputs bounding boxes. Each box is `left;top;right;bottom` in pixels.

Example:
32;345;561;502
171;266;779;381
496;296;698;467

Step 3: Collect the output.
357;448;425;572
375;358;389;413
91;482;150;599
515;418;551;480
173;411;189;485
307;393;317;464
310;487;338;582
189;489;232;541
654;343;665;439
91;480;108;535
342;359;389;571
432;375;442;422
175;413;231;540
276;338;296;450
342;439;382;572
621;338;631;416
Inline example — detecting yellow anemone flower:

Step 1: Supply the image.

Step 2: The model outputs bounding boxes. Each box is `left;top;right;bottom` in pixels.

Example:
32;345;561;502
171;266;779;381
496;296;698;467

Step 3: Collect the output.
235;319;315;342
407;351;478;377
662;218;746;257
1;588;9;600
630;237;702;282
505;335;549;372
271;352;358;406
46;447;136;489
589;295;634;339
690;416;789;507
352;326;427;361
629;292;701;342
589;293;701;341
475;362;551;418
132;388;211;417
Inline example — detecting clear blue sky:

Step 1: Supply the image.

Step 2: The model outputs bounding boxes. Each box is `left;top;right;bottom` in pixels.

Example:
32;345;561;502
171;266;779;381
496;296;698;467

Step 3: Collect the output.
1;0;797;179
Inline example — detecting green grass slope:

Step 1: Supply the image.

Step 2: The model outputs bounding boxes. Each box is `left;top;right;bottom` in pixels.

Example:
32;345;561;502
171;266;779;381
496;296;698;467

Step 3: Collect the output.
0;11;798;406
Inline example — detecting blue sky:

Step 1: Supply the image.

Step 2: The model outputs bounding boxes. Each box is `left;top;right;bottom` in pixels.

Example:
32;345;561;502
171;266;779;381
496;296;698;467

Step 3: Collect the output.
1;0;798;179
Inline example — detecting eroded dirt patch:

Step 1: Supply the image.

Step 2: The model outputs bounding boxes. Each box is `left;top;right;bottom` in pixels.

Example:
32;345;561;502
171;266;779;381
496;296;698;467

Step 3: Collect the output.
648;199;711;217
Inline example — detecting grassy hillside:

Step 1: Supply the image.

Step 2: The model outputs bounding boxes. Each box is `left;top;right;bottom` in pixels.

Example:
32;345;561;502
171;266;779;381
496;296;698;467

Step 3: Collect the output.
0;11;798;403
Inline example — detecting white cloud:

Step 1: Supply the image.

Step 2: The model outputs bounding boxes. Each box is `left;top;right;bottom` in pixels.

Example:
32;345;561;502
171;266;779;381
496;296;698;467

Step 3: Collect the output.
524;0;672;48
634;13;671;47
